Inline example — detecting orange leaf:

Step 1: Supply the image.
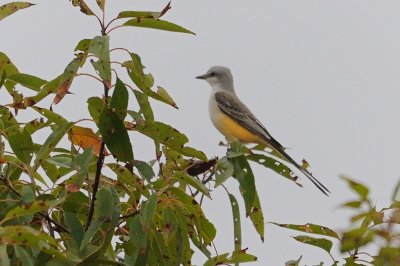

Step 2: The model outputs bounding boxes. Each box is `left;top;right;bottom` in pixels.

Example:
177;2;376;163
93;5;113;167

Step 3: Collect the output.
53;80;71;105
68;125;102;155
0;157;5;164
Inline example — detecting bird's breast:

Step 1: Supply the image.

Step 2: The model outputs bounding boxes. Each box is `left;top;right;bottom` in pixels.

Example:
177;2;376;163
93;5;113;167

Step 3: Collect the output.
208;95;262;144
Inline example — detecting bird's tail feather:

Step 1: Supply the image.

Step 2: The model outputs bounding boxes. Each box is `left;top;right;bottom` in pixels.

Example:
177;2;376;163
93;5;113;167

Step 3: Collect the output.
270;140;330;195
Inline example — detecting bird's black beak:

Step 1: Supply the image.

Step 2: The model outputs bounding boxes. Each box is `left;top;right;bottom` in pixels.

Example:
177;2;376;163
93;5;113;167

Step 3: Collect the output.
195;73;209;80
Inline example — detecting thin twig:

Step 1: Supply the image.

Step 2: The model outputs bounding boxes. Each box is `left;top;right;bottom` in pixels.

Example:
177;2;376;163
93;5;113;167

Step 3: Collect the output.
106;25;124;35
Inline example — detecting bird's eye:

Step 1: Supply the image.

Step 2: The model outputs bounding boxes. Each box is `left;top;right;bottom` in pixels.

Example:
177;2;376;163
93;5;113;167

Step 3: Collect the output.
210;72;215;76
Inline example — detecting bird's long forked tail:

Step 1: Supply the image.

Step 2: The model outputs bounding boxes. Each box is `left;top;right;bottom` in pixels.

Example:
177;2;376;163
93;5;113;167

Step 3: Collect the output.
273;146;330;196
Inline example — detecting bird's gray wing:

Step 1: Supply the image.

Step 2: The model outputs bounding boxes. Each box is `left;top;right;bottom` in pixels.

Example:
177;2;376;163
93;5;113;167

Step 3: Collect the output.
215;91;330;195
214;91;283;148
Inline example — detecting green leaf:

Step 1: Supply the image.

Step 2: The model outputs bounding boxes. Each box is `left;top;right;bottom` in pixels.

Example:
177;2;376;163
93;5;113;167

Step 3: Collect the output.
247;153;302;187
0;245;10;266
46;156;72;168
135;160;155;182
0;2;35;21
94;188;114;221
341;227;375;252
0;52;19;92
53;57;83;104
7;73;47;91
134;121;205;160
231;156;255;214
110;78;129;120
34;122;73;171
32;106;68;125
141;193;158;229
155;86;177;109
87;96;105;124
341;176;369;199
228;193;242;252
249;193;264;242
80;219;104;251
99;107;133;163
132;90;154;121
2;197;65;223
228;251;258;264
64;212;84;247
128;215;148;264
24;74;63;106
89;36;111;84
215;157;234;187
175;172;210;197
270;223;339;239
285;256;303;266
117;2;171;19
203;253;229;266
6;125;34;164
71;147;94;188
123;18;195;35
293;235;333;254
14;246;33;266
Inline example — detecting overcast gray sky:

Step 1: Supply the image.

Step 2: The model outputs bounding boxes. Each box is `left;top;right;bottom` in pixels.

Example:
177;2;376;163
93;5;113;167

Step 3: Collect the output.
2;0;400;264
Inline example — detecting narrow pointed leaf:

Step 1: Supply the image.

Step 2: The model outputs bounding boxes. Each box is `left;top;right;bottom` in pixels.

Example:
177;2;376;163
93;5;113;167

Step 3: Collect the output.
293;235;333;254
71;0;95;16
0;2;34;21
270;222;339;239
123;18;194;35
53;58;82;104
7;73;47;91
34;122;73;171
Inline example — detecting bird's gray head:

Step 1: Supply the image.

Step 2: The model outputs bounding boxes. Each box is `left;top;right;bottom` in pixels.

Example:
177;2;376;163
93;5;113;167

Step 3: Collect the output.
196;66;234;92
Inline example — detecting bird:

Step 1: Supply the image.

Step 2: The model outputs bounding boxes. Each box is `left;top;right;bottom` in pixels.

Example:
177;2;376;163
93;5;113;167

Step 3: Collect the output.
196;66;330;195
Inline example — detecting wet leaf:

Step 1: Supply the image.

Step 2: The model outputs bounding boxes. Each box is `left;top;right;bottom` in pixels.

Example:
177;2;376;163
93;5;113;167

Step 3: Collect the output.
123;18;195;35
0;2;34;21
68;125;102;155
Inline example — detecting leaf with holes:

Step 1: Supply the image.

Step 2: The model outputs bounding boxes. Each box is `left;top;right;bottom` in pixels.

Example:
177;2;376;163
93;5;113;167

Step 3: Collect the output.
71;0;94;16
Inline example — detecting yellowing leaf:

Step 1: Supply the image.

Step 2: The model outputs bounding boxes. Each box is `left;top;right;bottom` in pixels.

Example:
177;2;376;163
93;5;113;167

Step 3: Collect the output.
68;125;102;155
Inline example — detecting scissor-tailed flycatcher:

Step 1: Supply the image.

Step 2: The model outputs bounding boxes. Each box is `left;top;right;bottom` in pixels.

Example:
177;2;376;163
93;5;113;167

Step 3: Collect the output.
196;66;330;195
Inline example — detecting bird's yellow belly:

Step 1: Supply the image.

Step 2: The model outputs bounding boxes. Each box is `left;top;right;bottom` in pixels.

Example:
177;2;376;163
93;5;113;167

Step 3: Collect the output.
213;112;261;143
